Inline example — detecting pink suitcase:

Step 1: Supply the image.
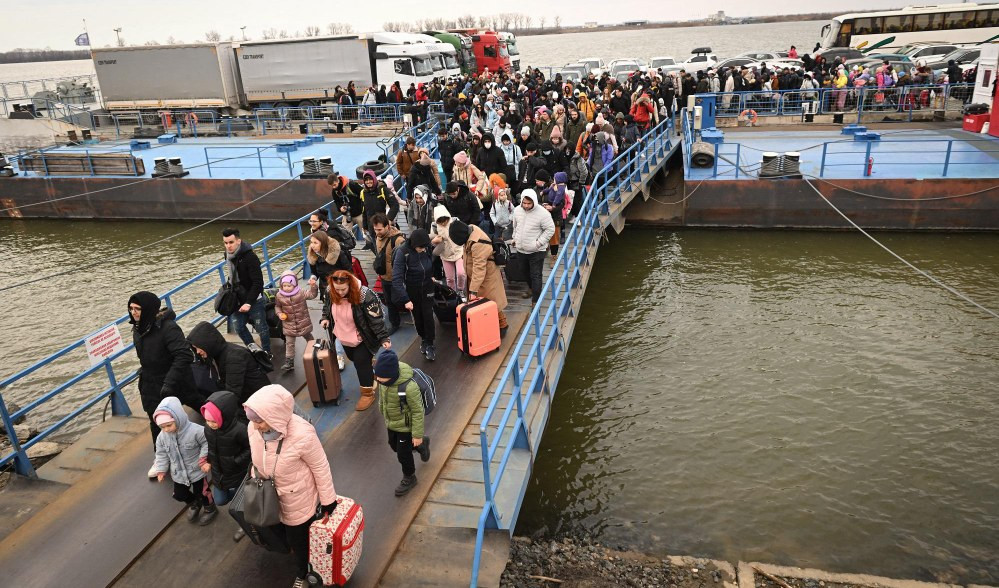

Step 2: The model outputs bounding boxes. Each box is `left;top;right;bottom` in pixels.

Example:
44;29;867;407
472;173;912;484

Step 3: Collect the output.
307;497;364;587
456;298;501;357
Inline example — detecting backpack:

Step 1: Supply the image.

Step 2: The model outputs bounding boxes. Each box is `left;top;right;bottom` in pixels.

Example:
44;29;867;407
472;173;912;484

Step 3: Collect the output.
477;238;510;267
398;368;436;416
373;233;403;275
327;223;357;251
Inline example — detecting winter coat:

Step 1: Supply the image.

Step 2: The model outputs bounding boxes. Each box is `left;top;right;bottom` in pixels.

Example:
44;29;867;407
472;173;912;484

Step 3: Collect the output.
512;201;555;254
535;118;556;142
539;142;568;177
563;115;588;155
589;134;615;173
490;198;515;228
374;225;405;280
542;184;566;224
226;241;265;305
394;148;421;181
204;390;251;491
246;385;337;526
463;223;508;310
407;198;433;233
407;155;442;195
437;138;460;182
442;186;481;226
274;277;319;338
377;362;425;438
431;207;465;263
391;241;434;304
187;322;271;402
321;282;390;355
306;234;346;284
568;153;590;188
129;292;197;414
362;180;400;225
499;137;522;178
518;155;548;191
451;161;484;195
152;396;208;487
474;134;508;177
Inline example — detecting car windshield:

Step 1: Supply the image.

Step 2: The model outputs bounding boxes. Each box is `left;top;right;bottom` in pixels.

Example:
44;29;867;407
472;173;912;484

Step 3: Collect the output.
579;60;599;69
414;58;434;76
506;42;519;56
431;56;444;72
444;53;459;69
651;58;676;67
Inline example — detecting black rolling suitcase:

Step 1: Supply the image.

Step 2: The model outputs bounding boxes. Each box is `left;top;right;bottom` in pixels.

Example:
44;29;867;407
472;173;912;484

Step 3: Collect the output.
433;280;461;323
228;478;290;553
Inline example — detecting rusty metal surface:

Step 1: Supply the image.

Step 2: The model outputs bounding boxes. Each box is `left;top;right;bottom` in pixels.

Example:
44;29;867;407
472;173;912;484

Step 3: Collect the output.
681;178;999;230
0;177;333;222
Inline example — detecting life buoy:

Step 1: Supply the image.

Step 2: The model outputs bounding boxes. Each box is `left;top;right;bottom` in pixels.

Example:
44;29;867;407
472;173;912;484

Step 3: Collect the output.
739;109;758;125
185;112;199;126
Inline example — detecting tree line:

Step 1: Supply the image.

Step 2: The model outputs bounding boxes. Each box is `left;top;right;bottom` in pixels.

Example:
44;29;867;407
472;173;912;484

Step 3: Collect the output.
0;48;90;64
384;13;561;33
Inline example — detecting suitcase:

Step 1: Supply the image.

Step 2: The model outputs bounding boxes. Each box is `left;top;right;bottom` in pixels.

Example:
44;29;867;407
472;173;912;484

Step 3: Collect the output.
303;338;342;407
456;298;501;357
433;280;461;324
504;252;529;283
228;478;291;553
307;497;364;587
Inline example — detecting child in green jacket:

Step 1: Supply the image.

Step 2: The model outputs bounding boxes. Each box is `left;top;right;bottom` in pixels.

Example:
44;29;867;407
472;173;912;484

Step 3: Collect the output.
374;350;430;496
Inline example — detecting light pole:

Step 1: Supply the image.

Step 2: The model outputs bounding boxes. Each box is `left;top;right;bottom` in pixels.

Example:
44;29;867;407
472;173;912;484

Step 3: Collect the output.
240;26;247;41
113;27;122;46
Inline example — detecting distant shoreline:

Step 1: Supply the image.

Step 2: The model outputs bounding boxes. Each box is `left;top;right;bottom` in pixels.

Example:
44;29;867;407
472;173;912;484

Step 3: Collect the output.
0;14;835;63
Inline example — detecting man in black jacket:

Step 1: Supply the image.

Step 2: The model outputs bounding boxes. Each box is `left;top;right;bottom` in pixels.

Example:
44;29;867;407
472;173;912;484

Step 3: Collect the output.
128;291;201;476
391;228;436;361
222;228;272;356
474;132;508;177
442;181;480;226
187;321;271;402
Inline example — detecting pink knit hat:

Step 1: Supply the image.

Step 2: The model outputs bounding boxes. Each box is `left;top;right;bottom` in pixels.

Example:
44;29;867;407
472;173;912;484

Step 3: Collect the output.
200;402;223;427
153;410;174;427
453;151;468;165
550;125;562;140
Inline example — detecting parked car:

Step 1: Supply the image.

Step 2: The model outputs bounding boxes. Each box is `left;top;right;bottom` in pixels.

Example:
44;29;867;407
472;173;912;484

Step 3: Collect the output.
844;55;912;70
933;47;981;69
608;59;643;77
576;57;606;76
682;47;718;70
815;47;864;63
715;57;761;71
649;56;678;70
900;43;959;65
558;63;589;82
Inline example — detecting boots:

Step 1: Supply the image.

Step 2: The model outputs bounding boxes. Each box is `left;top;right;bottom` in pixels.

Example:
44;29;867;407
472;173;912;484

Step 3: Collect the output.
356;386;376;411
394;474;418;496
185;500;202;523
198;504;218;526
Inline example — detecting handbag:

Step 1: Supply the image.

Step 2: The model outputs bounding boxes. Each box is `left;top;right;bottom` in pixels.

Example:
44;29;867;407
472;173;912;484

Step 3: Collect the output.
242;438;284;527
214;262;241;316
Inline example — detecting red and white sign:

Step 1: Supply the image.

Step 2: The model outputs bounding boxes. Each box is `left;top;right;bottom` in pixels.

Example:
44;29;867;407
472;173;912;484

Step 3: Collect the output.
85;324;125;367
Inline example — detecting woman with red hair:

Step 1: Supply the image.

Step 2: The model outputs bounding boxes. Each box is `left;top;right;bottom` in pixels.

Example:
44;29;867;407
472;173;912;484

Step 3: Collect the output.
319;270;391;411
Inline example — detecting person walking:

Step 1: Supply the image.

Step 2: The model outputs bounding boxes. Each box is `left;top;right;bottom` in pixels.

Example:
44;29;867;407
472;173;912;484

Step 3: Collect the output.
320;270;392;411
511;189;555;302
371;212;406;333
374;350;429;497
244;385;339;587
200;390;250;540
430;204;467;295
448;219;510;335
150;396;217;525
127;291;200;478
222;228;272;356
392;228;437;361
187;321;272;401
273;272;320;372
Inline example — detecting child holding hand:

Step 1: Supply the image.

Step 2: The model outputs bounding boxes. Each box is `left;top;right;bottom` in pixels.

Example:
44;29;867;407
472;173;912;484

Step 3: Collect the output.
151;396;216;525
274;271;319;371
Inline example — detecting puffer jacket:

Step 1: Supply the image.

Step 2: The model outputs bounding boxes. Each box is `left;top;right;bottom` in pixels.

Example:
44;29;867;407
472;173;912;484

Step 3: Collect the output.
245;385;337;526
204;390;250;491
512;197;556;254
430;206;464;262
391;240;434;304
321;282;390;355
152;396;207;487
129;291;197;414
377;362;425;438
274;273;319;338
187;321;271;402
306;233;346;283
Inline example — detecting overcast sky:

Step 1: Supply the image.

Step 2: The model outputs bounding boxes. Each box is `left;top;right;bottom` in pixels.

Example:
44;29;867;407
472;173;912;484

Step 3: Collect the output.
4;0;910;51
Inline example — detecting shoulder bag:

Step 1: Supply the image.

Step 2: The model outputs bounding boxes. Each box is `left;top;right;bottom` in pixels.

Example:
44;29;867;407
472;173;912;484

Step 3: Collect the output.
242;438;284;527
214;261;241;316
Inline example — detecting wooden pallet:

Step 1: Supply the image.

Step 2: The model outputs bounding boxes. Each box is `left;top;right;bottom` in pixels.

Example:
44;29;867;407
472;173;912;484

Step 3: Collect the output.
18;153;145;176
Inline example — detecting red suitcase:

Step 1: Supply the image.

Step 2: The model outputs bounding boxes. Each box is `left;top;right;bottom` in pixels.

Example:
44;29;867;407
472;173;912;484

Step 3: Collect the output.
307;497;364;587
303;338;341;407
456;298;501;357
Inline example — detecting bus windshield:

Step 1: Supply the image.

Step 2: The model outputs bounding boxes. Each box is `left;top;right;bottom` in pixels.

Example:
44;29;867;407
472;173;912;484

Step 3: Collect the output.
821;19;842;48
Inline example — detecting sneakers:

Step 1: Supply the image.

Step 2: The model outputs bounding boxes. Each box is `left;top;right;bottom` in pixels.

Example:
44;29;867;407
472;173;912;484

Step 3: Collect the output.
394;474;418;496
197;504;218;526
292;577;307;588
233;528;246;542
185;501;202;523
520;290;533;299
337;354;347;371
147;463;159;479
425;344;436;362
281;358;295;372
420;341;428;356
417;437;431;462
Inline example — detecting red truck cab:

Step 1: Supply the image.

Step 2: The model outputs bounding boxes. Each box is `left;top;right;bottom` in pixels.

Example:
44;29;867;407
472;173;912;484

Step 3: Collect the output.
450;29;510;74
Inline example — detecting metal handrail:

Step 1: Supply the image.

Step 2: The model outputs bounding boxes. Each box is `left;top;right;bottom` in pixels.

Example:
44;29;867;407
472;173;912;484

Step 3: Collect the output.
469;115;677;587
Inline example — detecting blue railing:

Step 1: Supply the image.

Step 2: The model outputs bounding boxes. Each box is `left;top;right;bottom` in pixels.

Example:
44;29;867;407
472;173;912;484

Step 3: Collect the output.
705;83;973;124
255;102;445;135
468;115;677;587
0;121;442;478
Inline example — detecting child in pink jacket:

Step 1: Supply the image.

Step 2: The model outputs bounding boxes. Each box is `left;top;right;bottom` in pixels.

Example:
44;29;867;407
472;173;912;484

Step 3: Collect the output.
245;384;338;584
274;271;319;372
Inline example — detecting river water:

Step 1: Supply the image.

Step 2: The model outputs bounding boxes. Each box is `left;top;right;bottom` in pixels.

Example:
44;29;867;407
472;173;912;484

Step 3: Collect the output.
516;229;999;584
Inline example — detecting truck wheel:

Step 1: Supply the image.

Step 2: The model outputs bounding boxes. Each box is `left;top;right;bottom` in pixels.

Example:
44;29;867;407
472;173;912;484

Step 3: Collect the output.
355;160;388;179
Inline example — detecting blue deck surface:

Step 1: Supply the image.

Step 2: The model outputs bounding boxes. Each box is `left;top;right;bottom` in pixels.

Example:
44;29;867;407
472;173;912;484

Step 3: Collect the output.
690;127;999;181
17;136;387;180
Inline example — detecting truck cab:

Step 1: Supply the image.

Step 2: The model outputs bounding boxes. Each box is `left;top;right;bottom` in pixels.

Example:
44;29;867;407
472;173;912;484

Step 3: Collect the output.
375;43;435;86
411;33;461;79
470;31;511;75
498;31;520;72
426;31;477;76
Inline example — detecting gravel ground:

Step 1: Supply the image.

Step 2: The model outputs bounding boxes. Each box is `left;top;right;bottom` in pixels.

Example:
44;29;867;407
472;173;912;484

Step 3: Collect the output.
501;536;732;588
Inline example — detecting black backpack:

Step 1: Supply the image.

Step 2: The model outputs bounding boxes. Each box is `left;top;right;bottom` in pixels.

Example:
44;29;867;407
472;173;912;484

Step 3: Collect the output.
476;238;510;267
327;223;357;252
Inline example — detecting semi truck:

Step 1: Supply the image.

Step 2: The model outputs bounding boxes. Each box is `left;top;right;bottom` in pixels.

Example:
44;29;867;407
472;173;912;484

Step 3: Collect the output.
91;34;439;111
426;30;477;75
497;31;521;72
447;29;512;74
407;33;462;79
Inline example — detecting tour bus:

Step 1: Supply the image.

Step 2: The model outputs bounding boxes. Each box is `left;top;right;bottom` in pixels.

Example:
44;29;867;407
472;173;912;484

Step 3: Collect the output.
819;4;999;52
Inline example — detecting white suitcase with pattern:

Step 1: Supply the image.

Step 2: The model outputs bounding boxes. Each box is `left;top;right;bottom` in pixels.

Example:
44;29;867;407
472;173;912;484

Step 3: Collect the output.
306;497;364;587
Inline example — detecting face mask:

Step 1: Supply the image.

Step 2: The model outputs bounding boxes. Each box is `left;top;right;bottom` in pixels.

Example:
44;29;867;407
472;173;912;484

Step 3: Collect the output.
483;142;492;149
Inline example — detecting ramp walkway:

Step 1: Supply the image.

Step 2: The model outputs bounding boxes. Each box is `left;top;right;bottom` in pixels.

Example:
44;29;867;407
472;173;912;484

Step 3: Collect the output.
0;117;681;588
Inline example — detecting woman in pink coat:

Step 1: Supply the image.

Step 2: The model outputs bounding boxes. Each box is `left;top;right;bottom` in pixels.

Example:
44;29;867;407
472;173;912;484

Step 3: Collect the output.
244;384;338;584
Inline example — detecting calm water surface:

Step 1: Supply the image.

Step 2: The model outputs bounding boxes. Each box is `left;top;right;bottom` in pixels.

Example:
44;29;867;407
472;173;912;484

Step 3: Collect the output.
517;229;999;584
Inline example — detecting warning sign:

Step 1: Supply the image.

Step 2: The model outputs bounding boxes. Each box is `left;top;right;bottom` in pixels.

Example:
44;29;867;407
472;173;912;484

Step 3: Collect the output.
85;324;125;367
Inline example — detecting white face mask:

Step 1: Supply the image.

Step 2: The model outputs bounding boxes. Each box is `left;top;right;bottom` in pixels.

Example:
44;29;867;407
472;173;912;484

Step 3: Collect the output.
483;142;492;149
